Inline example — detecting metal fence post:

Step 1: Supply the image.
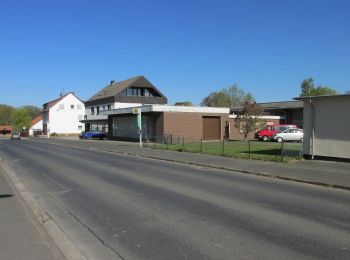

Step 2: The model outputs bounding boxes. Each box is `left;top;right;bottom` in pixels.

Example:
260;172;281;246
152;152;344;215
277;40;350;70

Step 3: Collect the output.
248;140;251;159
200;138;203;153
222;139;225;155
281;141;285;161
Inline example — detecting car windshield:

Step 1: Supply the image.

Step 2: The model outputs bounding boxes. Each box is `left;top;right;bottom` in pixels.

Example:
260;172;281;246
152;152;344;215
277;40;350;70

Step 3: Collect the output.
12;131;19;135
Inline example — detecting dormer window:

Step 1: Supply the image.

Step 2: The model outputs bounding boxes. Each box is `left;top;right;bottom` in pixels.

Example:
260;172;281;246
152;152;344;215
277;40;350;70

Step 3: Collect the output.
122;87;160;97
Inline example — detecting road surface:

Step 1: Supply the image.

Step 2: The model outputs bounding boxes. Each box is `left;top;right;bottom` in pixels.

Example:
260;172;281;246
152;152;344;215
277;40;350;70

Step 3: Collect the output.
0;139;349;259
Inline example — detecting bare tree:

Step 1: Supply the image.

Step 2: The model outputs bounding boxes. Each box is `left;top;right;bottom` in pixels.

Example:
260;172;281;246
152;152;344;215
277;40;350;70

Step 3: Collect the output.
234;102;265;140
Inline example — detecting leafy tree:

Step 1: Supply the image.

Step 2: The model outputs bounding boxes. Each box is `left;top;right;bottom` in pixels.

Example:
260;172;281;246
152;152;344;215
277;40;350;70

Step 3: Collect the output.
300;78;337;97
234;102;265;140
174;101;194;106
0;104;15;125
21;105;41;119
300;78;314;96
201;84;254;108
10;109;31;131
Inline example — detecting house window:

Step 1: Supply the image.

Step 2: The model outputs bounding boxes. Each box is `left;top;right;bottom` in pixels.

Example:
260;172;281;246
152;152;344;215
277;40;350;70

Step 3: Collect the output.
126;88;133;96
108;104;111;110
91;107;95;115
97;106;100;115
71;104;75;109
78;125;83;131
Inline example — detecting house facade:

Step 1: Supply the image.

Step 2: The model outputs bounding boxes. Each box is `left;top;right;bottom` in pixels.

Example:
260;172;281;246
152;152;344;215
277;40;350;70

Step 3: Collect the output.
82;76;167;133
29;115;43;136
296;94;350;161
42;92;85;135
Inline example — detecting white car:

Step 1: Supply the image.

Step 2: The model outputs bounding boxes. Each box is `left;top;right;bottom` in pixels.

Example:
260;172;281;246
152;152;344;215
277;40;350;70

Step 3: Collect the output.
272;128;303;143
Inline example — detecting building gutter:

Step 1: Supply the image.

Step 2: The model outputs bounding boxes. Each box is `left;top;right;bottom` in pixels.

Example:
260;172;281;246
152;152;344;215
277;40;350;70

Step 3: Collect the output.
309;98;315;159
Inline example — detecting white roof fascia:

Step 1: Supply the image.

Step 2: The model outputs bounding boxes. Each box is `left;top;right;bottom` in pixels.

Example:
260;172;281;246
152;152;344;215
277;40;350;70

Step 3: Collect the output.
229;115;284;120
102;105;229;115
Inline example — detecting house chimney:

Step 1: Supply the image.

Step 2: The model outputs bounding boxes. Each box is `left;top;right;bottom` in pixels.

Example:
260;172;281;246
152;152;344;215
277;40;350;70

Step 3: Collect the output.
111;80;116;85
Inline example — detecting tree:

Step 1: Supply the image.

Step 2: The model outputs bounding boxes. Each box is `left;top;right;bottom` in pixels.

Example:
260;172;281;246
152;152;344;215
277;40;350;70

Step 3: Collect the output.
234;102;265;140
174;101;194;106
300;78;314;96
0;104;15;125
300;78;337;97
21;105;41;119
201;84;254;108
10;109;31;131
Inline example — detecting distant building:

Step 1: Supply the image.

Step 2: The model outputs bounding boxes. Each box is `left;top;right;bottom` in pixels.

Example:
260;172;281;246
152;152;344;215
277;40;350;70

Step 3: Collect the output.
42;92;85;135
0;125;12;135
29;115;43;136
229;100;304;140
296;94;350;161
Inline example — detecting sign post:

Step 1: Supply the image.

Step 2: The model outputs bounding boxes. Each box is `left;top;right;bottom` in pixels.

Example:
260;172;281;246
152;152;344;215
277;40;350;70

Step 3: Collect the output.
133;108;142;148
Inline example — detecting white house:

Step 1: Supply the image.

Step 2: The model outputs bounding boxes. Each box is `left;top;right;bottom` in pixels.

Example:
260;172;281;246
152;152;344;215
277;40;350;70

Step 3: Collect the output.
82;76;167;133
29;115;43;136
42;92;85;135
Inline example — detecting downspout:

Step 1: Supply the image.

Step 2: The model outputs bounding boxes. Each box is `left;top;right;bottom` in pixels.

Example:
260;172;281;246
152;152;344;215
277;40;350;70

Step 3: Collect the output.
309;98;315;159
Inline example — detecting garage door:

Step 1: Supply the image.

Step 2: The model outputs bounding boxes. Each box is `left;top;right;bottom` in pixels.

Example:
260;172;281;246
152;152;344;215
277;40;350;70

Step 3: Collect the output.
202;116;221;140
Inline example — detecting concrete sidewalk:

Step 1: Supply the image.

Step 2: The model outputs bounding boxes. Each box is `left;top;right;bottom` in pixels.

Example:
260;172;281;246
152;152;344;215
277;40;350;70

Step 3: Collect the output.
0;168;65;260
35;137;350;190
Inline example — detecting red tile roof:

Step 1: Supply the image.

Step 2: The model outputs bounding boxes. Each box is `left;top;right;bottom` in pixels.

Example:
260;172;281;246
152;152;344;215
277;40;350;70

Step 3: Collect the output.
31;115;43;126
0;125;12;131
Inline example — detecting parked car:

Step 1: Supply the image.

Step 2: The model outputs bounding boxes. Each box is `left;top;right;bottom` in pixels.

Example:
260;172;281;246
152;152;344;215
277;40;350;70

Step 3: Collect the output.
255;124;297;141
11;131;21;140
79;131;106;140
272;128;303;143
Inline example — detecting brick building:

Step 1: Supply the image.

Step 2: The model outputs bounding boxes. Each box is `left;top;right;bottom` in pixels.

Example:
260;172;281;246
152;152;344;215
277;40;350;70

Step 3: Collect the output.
104;105;230;142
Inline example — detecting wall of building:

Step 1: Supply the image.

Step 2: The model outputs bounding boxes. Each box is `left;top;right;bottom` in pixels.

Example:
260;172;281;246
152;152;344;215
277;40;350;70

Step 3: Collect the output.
303;96;350;159
162;112;228;142
48;94;85;134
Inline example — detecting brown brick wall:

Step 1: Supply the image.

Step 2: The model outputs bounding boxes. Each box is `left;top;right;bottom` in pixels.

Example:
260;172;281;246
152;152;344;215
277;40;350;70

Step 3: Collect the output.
163;112;229;142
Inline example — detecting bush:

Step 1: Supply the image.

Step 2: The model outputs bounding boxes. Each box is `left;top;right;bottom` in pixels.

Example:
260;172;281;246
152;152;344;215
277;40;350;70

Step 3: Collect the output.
50;132;60;137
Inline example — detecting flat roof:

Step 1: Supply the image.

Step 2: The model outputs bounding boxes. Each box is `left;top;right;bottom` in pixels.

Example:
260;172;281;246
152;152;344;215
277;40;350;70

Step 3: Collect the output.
103;105;230;115
231;100;303;111
295;94;350;100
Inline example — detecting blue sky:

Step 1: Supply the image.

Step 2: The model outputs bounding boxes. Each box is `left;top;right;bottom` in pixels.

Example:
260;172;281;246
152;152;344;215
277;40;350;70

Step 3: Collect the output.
1;0;349;107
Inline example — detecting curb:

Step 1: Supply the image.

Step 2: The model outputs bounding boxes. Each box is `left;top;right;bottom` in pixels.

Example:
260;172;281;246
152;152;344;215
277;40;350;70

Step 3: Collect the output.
0;164;87;260
30;139;350;192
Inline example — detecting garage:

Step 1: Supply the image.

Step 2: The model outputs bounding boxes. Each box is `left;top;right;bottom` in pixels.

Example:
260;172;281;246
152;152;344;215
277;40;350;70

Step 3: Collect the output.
202;116;221;140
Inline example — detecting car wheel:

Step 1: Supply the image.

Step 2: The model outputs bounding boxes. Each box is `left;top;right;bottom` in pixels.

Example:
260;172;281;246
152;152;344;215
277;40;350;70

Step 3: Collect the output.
277;137;283;143
262;136;269;142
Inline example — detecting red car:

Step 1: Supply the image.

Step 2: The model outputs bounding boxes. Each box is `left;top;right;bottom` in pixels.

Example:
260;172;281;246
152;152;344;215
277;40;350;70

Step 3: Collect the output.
255;124;297;141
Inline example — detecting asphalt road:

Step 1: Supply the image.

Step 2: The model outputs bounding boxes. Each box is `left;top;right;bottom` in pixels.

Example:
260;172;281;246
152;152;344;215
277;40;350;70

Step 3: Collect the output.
1;139;350;259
